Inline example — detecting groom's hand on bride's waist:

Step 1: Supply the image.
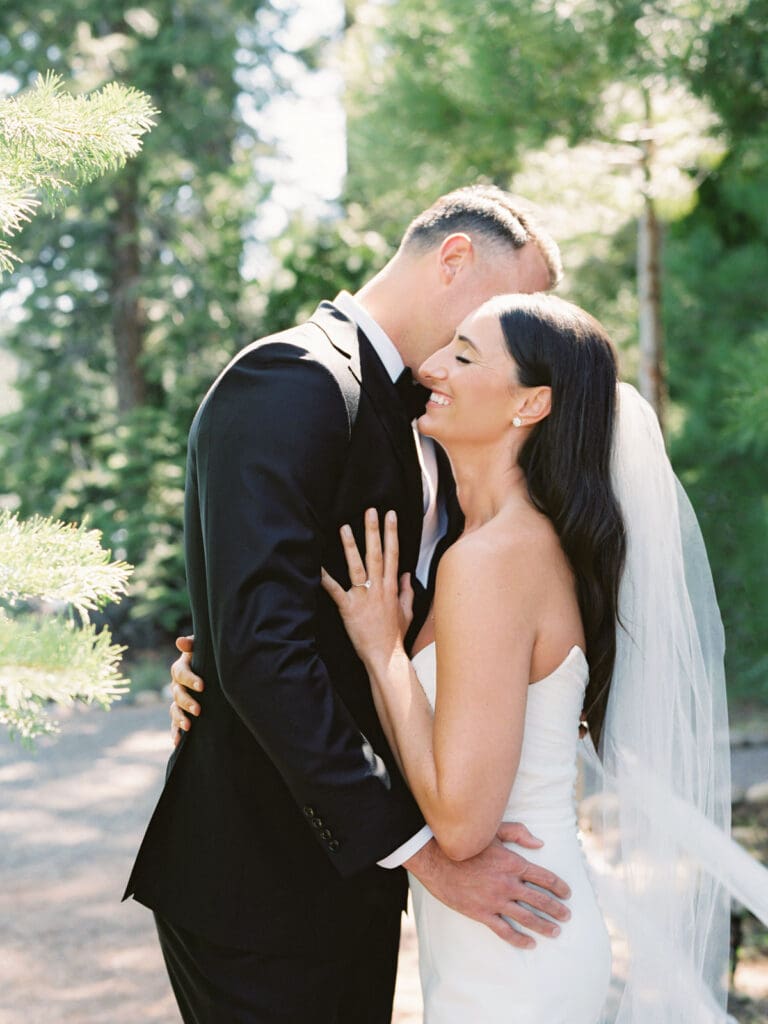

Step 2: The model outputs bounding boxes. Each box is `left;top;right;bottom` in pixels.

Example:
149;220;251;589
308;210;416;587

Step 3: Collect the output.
404;825;572;950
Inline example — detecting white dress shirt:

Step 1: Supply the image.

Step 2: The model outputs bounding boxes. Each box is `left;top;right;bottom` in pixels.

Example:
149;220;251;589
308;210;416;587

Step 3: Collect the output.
333;291;444;867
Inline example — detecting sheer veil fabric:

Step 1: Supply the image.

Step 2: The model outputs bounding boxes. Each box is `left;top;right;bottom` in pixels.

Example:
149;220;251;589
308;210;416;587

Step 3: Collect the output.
579;383;768;1024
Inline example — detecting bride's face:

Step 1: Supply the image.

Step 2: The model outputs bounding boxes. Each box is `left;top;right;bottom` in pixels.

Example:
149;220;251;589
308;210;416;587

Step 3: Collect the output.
416;308;522;446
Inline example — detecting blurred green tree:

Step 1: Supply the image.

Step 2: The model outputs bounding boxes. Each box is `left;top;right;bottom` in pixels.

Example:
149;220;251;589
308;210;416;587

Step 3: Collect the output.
663;0;768;697
343;0;613;231
261;203;392;331
340;0;767;697
0;511;131;742
0;71;157;741
0;1;282;638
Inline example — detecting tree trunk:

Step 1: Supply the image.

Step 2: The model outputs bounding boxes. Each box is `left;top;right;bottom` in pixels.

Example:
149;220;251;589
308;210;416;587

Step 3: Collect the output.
109;164;146;413
637;91;666;434
637;196;665;431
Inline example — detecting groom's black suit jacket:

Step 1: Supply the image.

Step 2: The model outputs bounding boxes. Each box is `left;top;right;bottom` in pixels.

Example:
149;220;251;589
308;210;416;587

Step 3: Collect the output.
125;302;460;956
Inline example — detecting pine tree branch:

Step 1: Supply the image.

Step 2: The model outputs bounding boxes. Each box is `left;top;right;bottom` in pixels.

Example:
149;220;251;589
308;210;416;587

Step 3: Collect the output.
0;611;129;743
0;511;134;743
0;511;132;620
0;239;22;275
0;71;158;272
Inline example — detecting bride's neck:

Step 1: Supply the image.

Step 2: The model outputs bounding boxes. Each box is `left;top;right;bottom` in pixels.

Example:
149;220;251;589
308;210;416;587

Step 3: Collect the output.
447;442;530;531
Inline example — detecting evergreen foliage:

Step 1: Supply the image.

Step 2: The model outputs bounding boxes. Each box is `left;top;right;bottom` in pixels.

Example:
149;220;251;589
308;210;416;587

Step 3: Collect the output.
664;0;768;696
0;1;281;637
262;205;392;331
0;0;764;704
0;511;131;742
344;0;613;228
342;0;767;698
0;64;150;742
0;71;157;273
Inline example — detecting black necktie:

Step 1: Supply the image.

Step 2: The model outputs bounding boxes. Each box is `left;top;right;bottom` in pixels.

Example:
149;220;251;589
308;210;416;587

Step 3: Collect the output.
395;367;430;420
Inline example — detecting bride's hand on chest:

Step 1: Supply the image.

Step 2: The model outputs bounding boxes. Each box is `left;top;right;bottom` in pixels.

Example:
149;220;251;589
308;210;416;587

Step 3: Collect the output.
321;508;414;672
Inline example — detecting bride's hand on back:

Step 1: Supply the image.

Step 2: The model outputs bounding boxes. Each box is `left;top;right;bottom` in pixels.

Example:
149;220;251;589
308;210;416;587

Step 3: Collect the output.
321;508;413;671
168;634;204;746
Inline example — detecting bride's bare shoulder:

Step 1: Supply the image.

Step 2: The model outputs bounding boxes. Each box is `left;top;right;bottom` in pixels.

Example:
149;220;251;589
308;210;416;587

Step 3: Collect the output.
436;509;568;599
447;507;560;564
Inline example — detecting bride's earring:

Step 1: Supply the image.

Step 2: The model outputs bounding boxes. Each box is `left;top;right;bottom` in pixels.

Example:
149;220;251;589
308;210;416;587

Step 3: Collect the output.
512;415;523;427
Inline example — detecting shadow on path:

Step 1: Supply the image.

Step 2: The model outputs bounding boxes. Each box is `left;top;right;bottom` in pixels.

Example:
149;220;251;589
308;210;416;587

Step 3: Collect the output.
0;702;421;1024
6;700;765;1023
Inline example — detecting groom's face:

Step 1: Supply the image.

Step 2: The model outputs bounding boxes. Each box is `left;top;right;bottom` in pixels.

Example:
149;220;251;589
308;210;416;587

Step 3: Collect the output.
453;242;552;324
411;239;552;369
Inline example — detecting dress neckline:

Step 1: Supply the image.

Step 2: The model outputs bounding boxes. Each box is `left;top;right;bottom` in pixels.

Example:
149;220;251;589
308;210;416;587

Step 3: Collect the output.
410;641;587;686
530;645;587;686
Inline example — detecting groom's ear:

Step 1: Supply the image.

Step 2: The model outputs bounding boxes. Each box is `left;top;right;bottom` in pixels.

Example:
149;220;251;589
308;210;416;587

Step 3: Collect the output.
437;233;474;283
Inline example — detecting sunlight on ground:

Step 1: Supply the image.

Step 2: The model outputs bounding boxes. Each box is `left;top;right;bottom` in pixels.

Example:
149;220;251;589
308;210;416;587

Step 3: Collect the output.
736;961;768;1000
3;702;765;1022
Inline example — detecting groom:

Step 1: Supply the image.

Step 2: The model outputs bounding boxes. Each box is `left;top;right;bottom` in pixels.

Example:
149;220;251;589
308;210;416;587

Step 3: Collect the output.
125;186;571;1023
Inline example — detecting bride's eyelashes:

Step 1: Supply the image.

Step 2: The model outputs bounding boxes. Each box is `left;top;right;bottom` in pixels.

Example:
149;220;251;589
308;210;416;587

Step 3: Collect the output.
454;341;476;365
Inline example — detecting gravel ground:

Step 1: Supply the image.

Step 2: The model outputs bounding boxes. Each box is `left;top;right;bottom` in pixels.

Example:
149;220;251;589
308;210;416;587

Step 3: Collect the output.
1;699;765;1023
0;702;421;1024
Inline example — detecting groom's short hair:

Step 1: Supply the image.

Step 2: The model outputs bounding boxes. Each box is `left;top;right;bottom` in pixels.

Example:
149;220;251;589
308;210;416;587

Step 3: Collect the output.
401;185;563;289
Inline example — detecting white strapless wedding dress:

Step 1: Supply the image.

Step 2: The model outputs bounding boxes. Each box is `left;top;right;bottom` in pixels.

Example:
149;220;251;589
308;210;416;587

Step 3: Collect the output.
408;642;611;1023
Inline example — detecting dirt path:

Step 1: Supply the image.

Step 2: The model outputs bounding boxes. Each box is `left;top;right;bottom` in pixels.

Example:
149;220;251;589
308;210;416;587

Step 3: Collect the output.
0;702;421;1024
2;700;765;1023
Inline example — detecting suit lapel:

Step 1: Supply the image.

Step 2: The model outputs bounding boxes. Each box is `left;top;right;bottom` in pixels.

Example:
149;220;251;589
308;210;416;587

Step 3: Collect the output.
310;301;424;535
427;444;464;596
310;301;362;382
436;443;464;542
358;336;422;477
405;444;463;649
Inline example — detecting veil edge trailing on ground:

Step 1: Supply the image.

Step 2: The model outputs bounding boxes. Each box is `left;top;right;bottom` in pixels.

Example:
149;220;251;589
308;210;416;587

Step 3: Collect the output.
579;383;768;1024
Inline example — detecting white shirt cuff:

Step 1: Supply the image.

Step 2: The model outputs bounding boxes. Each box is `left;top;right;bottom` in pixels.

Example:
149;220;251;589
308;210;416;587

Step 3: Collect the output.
377;825;434;868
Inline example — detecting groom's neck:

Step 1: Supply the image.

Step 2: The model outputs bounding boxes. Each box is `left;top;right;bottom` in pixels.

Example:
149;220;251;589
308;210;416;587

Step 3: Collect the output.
354;254;435;370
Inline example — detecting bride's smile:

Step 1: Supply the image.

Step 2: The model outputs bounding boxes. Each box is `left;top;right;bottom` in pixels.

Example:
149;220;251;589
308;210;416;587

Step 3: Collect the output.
416;302;553;533
417;303;551;459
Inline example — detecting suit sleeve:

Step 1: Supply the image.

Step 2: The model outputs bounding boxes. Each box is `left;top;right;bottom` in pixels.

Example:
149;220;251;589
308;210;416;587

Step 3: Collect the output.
194;342;425;876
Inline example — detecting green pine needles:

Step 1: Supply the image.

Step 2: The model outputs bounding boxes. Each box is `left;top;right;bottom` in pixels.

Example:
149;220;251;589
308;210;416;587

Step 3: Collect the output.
0;69;156;742
0;511;133;743
0;71;157;274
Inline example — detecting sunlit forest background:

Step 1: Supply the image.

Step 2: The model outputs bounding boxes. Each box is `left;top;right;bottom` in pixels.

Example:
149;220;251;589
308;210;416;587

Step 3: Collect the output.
1;0;766;705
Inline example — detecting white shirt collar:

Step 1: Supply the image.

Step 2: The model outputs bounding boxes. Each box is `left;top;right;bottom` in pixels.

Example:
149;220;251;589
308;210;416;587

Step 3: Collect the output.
333;290;405;384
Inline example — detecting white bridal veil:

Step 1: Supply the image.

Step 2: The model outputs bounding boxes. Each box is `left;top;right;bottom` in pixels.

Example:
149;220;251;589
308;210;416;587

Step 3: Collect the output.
579;383;768;1024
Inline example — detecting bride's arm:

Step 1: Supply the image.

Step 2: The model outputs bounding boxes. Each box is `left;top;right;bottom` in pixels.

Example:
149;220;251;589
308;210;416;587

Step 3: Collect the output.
322;509;535;862
362;646;425;785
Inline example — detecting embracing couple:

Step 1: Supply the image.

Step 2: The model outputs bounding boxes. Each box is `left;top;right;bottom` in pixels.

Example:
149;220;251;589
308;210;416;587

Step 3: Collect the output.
125;186;752;1023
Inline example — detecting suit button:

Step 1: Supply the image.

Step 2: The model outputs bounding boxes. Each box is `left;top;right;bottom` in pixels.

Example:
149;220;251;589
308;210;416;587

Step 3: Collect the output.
320;829;331;841
303;806;315;818
312;818;324;829
328;840;340;852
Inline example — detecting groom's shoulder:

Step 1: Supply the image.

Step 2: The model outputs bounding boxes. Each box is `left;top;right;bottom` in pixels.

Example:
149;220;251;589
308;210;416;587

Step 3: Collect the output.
193;302;360;436
223;301;359;380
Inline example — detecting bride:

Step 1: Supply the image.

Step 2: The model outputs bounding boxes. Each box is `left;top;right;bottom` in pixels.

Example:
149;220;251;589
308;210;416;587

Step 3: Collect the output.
171;292;768;1022
321;291;767;1023
321;292;618;1022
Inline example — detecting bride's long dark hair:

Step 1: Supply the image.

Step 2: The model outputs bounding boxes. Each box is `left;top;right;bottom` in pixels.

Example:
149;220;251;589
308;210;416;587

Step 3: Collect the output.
496;293;626;749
